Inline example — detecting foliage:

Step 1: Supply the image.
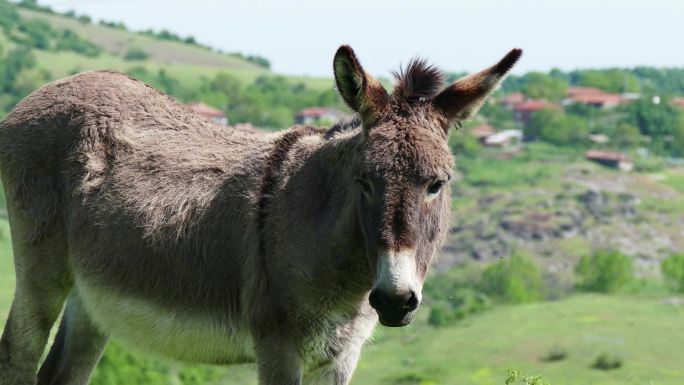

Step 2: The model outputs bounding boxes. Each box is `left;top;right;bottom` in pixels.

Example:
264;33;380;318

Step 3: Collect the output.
612;121;644;148
542;346;567;362
427;288;491;327
661;253;684;292
573;69;640;93
91;342;222;385
448;128;480;158
480;254;544;303
55;29;101;57
519;72;568;101
575;251;633;293
505;369;550;385
592;353;623;370
229;52;271;69
124;47;150;61
139;28;205;48
525;108;589;146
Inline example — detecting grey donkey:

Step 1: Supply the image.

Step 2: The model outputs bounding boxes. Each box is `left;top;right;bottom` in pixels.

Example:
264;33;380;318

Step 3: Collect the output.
0;45;521;385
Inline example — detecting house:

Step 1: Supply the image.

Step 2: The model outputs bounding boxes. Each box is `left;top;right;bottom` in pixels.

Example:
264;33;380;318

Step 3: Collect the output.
471;124;496;143
587;134;609;144
484;129;523;147
295;107;346;125
232;123;263;134
185;102;228;126
513;100;559;126
585;150;634;171
672;97;684;109
500;92;525;108
564;86;625;109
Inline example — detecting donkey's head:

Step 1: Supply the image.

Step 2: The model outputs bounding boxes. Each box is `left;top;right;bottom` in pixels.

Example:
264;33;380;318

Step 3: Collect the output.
333;46;521;326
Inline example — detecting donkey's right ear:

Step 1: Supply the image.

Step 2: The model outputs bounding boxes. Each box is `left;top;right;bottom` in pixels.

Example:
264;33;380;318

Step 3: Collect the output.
334;45;389;127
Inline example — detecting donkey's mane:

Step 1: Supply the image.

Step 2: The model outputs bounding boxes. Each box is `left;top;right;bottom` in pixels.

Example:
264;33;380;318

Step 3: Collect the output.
391;58;445;105
324;115;362;139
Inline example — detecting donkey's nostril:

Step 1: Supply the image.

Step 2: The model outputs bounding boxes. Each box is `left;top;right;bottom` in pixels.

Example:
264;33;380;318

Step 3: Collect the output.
404;290;419;311
369;289;386;311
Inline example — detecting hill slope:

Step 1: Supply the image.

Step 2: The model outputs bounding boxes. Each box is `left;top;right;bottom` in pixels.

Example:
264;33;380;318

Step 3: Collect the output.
2;3;333;91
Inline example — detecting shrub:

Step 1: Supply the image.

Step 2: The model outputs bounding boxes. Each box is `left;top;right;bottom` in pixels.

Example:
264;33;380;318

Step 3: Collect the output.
480;254;544;303
592;353;623;370
55;29;101;57
575;251;633;293
662;254;684;292
124;47;150;61
505;369;550;385
542;345;567;362
427;288;490;327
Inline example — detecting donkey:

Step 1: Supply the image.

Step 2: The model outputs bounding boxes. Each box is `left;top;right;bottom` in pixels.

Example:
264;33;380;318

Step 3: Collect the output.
0;45;521;385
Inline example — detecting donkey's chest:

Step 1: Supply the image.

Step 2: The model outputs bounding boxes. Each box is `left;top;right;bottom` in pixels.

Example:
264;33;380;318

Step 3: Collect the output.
76;281;255;365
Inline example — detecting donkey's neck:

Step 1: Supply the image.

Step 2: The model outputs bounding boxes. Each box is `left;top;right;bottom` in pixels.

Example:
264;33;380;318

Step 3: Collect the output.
272;127;373;302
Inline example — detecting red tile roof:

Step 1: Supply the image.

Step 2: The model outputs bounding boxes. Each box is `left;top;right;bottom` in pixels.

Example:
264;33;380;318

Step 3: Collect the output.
567;86;603;97
566;87;624;106
471;124;496;139
297;107;344;118
514;100;557;112
501;92;525;105
673;97;684;108
185;102;225;118
585;150;632;162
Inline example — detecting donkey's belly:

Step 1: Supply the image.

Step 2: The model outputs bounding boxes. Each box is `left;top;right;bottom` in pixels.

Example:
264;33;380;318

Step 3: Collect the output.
75;280;255;365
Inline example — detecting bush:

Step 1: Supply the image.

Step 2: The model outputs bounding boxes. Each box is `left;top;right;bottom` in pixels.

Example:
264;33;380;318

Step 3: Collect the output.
662;254;684;292
505;369;550;385
124;47;150;61
480;254;544;303
542;345;567;362
427;288;490;327
592;353;623;370
449;129;480;158
575;251;633;293
55;29;101;57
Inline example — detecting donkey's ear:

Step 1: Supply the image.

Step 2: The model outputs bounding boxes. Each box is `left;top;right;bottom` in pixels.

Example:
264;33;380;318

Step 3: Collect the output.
334;45;389;126
433;48;522;126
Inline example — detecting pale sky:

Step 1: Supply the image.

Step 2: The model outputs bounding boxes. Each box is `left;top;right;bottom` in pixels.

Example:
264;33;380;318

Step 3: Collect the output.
36;0;684;78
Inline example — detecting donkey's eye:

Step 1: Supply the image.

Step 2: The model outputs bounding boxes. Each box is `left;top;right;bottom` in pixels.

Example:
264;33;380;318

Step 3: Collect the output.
426;181;445;196
356;178;373;195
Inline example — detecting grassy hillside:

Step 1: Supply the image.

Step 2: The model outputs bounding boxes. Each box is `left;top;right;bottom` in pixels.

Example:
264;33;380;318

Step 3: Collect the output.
14;8;333;90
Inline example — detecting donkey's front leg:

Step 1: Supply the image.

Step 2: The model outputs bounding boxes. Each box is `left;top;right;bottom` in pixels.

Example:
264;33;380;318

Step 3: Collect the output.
254;334;304;385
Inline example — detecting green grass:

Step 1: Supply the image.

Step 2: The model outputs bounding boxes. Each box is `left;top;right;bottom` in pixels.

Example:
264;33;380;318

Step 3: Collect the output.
353;295;684;385
661;170;684;193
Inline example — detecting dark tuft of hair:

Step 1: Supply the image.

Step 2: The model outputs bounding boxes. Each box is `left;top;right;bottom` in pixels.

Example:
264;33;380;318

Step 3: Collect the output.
324;115;362;139
392;58;445;104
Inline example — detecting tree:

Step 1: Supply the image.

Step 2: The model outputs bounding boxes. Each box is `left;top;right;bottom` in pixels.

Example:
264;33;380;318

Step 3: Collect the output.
519;72;568;101
575;251;633;293
526;108;589;146
480;254;543;303
575;69;640;93
662;254;684;292
613;121;643;148
123;48;149;61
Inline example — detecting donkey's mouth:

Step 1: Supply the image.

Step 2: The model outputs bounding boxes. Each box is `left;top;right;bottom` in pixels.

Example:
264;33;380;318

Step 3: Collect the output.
376;308;418;327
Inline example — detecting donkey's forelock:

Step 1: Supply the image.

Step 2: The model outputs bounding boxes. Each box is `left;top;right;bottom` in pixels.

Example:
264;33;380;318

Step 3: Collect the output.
391;58;445;105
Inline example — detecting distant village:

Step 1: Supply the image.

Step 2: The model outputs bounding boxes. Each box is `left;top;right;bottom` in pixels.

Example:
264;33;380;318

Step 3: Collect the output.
185;85;684;172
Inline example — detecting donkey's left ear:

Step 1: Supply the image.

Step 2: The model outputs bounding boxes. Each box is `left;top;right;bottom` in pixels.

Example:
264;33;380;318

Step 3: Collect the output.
334;45;389;127
433;48;522;126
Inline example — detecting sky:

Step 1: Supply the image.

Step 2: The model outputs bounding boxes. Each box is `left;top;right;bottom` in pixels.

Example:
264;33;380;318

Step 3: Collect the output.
35;0;684;78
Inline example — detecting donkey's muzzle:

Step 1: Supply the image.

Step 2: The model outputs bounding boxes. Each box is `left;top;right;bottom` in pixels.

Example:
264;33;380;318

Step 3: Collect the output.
369;288;420;327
